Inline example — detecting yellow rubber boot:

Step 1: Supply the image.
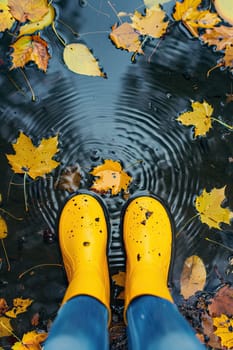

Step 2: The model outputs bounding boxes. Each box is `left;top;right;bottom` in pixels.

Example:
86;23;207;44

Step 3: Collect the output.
123;195;174;322
59;192;111;322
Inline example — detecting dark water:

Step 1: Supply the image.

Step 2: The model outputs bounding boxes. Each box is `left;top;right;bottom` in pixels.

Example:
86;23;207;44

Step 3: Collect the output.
1;0;233;346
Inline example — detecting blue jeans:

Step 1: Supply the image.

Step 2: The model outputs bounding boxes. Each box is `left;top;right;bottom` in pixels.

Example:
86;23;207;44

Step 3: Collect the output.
44;295;205;350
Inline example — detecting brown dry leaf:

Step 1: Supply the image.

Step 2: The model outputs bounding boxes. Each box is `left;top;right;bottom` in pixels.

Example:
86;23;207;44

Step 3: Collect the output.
18;4;55;37
213;314;233;349
8;0;49;23
0;316;13;337
90;159;132;196
0;217;7;239
195;186;233;229
173;0;221;37
63;43;105;77
6;132;59;180
12;330;48;350
112;271;126;287
10;35;50;71
110;22;143;54
177;100;213;137
208;285;233;317
180;255;206;299
201;26;233;51
0;298;8;315
214;0;233;25
201;312;222;349
0;0;15;32
55;164;82;193
5;298;33;318
131;5;168;38
223;44;233;69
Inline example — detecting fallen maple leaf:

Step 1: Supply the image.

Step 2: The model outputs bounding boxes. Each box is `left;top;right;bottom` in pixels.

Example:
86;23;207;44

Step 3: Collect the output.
5;298;33;318
180;255;206;299
173;0;221;37
0;316;13;337
177;100;213;137
54;164;82;193
0;217;7;239
12;330;47;350
10;35;50;71
18;4;55;37
131;5;168;38
208;285;233;317
213;314;233;349
223;44;233;69
90;159;132;195
0;0;15;32
201;26;233;51
195;186;233;229
214;0;233;25
110;23;143;54
8;0;49;23
201;312;222;349
6;132;60;180
63;43;105;77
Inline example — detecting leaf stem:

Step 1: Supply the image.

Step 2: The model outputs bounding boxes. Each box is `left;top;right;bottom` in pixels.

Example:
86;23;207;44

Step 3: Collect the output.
211;117;233;131
205;237;233;253
19;68;36;101
207;63;222;77
176;213;200;238
0;209;23;221
57;19;79;36
0;320;21;342
1;239;10;271
18;263;63;279
52;21;66;46
23;172;28;212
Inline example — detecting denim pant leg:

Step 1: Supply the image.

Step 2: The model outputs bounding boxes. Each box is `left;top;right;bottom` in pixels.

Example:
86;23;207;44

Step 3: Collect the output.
44;295;109;350
127;296;205;350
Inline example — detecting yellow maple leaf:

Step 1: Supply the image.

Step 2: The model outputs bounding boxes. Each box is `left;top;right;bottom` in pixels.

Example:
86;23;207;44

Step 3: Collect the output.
5;298;33;318
173;0;221;37
195;187;233;229
180;255;206;299
0;316;13;337
110;22;143;54
177;100;213;137
10;35;50;71
63;43;105;77
201;26;233;51
0;0;15;32
131;5;168;38
8;0;49;23
213;314;233;349
6;132;59;180
90;159;132;196
12;330;47;350
0;217;7;239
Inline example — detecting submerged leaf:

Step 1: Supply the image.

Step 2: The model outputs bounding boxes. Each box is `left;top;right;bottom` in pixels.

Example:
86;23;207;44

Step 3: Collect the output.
110;22;143;54
180;255;206;299
90;159;132;195
8;0;49;23
131;5;168;38
54;164;82;193
0;217;7;239
208;285;233;317
213;314;233;349
6;132;60;180
0;0;15;32
10;35;50;71
63;43;105;77
177;100;213;137
195;187;233;229
5;298;33;318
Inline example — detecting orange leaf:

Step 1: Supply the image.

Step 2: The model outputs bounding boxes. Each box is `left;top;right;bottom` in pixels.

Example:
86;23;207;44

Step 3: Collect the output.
131;5;168;38
6;132;60;180
5;298;33;318
8;0;49;23
0;298;8;316
10;35;50;71
201;26;233;51
90;159;132;196
0;217;7;239
12;330;47;350
110;22;143;54
112;271;126;287
0;0;15;32
223;44;233;69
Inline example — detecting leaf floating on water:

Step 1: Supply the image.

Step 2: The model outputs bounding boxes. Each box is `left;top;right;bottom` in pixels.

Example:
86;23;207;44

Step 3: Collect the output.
54;164;82;193
6;132;60;180
131;5;168;38
223;44;233;70
10;35;51;71
90;159;132;196
177;100;213;137
213;314;233;349
12;330;48;350
63;43;105;77
0;316;13;337
0;217;7;239
213;0;233;25
201;26;233;52
195;187;233;229
110;22;143;54
208;285;233;317
8;0;49;23
5;298;33;318
180;255;206;299
0;0;15;32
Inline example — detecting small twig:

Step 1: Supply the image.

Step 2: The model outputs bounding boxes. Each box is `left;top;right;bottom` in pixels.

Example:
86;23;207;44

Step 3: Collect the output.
205;237;233;253
147;37;163;63
207;63;223;77
79;30;110;37
18;263;63;279
1;239;10;271
131;36;148;63
87;2;110;18
211;117;233;131
19;68;36;101
52;21;66;46
23;172;28;212
7;74;26;96
57;19;79;36
0;209;23;221
176;213;200;238
108;1;122;23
